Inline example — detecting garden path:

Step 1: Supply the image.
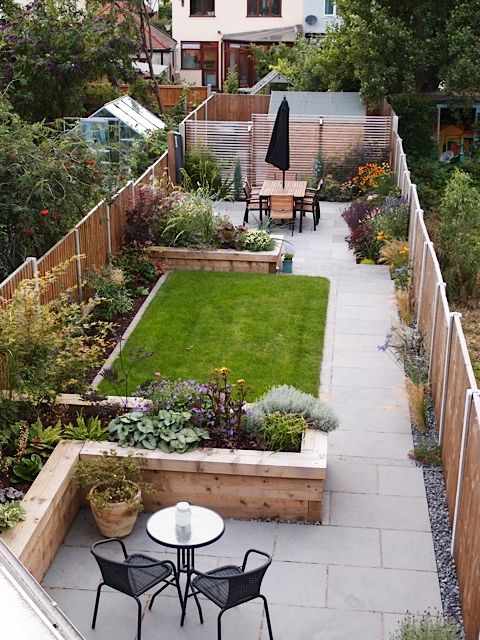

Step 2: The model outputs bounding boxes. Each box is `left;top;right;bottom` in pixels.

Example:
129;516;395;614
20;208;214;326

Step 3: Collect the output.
42;202;442;640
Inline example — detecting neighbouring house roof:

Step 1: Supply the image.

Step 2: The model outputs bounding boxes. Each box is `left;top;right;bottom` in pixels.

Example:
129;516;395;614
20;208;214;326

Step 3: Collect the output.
223;25;303;43
269;91;366;117
0;540;85;640
98;4;176;51
89;96;165;136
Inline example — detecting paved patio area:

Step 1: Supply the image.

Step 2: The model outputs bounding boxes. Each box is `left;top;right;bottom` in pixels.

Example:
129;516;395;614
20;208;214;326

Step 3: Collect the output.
42;201;442;640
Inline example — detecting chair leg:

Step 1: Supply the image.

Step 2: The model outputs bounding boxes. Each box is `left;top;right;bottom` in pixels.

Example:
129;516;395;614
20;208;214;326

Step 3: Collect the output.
217;609;226;640
91;583;104;629
260;595;274;640
135;596;143;640
243;205;249;224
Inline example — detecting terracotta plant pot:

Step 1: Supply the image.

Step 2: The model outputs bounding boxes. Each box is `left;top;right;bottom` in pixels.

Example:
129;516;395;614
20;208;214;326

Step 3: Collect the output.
89;481;142;538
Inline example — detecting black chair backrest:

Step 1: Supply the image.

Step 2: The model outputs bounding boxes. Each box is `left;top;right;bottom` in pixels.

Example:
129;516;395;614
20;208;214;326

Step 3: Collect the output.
225;553;271;608
91;540;134;596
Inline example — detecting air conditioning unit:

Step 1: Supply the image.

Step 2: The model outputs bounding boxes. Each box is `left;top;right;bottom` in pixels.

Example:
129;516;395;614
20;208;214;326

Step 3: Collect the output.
305;14;318;26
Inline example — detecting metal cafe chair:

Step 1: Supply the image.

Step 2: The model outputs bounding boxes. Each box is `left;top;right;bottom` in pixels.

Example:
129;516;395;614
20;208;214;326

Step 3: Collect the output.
189;549;274;640
90;538;182;640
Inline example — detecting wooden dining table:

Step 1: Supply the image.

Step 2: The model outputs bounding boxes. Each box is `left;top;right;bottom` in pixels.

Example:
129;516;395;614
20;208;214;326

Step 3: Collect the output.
259;180;308;232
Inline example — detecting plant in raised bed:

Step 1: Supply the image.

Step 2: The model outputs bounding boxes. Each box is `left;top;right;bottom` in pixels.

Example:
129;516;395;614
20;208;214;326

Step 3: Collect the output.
242;229;275;252
390;612;460;639
0;501;25;533
63;414;109;441
247;385;338;433
74;449;154;538
260;412;308;452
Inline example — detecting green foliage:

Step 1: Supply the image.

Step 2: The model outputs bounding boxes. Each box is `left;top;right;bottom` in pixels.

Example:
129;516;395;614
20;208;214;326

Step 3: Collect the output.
127;129;168;178
390;613;459;639
319;174;353;202
249;385;338;432
74;449;153;510
0;501;26;532
233;159;243;201
11;453;43;482
242;229;275;252
151;0;172;33
160;190;220;248
0;0;137;122
108;410;210;453
86;265;133;321
124;183;182;247
437;170;480;305
0;265;108;404
381;323;428;385
261;412;307;452
80;82;121;116
224;67;239;94
63;414;108;441
372;196;410;240
114;247;162;293
251;42;297;81
0;103;112;279
183;147;233;200
391;94;437;161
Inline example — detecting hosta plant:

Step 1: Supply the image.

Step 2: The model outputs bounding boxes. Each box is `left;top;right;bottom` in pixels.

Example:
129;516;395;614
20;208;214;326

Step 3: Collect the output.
0;501;26;533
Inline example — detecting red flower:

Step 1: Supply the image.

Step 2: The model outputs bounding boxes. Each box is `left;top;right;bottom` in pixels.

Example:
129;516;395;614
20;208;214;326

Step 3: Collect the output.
39;209;49;216
86;158;95;166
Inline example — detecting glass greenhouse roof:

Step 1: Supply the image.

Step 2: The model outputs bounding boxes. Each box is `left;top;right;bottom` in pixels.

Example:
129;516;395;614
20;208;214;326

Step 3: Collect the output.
89;96;165;137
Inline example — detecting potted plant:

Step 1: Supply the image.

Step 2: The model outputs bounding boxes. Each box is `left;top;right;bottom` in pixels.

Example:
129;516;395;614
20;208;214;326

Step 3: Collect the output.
282;251;294;273
74;450;154;538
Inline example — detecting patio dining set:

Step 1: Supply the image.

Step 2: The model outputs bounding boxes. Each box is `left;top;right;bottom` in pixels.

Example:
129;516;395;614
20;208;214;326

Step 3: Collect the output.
242;176;323;235
90;504;274;640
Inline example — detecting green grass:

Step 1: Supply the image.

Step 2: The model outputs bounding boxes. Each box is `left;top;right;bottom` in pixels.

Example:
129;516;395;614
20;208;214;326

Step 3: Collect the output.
99;271;329;399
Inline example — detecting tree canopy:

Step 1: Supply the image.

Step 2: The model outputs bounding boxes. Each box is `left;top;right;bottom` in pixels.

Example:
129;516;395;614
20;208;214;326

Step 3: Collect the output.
0;0;138;122
262;0;480;106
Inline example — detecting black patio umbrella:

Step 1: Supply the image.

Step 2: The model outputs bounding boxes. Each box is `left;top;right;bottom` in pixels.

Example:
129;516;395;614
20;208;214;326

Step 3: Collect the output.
265;96;290;188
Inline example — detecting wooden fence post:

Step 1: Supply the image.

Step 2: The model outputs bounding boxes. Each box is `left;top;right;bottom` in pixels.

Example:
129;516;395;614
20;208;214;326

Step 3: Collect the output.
439;311;462;444
451;389;479;553
397;153;406;188
28;256;39;292
416;240;433;321
428;281;446;382
73;228;83;301
106;204;112;259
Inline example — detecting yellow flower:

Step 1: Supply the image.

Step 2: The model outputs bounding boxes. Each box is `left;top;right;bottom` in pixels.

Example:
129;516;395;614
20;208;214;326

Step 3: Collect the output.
236;379;245;385
218;366;229;374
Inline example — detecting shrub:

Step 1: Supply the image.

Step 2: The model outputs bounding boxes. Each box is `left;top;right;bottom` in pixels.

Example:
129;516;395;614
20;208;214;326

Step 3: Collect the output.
391;94;437;162
85;265;133;321
249;385;338;432
380;323;428;385
160;190;220;248
319;174;353;202
233;158;243;200
373;196;410;239
124;184;181;247
341;199;376;231
127;129;168;178
224;67;239;94
379;239;410;270
242;229;275;252
0;265;107;404
183;147;232;200
347;220;382;263
390;613;458;639
216;218;245;249
0;501;25;532
348;162;390;194
437;169;480;305
373;172;401;200
261;412;307;452
409;442;443;467
114;246;163;293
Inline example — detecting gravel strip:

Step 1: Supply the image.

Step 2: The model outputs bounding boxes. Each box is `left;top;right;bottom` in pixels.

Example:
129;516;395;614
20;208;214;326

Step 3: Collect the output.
411;403;464;630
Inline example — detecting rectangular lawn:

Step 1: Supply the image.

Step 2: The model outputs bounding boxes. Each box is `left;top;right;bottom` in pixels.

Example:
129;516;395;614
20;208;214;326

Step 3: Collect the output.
99;271;329;399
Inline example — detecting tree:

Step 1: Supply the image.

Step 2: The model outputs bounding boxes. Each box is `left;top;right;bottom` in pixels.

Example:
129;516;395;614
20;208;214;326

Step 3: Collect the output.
264;1;480;107
0;0;138;122
0;101;111;278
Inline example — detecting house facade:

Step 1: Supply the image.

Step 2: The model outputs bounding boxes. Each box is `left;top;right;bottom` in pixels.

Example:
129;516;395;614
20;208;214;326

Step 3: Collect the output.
171;0;338;90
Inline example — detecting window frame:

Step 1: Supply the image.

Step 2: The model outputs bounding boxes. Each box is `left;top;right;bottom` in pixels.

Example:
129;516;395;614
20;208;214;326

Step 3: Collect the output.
247;0;282;18
189;0;215;17
181;41;219;89
324;0;336;16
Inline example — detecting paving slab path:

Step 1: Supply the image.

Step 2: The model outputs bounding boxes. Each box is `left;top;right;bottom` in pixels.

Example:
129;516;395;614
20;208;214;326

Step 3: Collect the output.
43;201;442;640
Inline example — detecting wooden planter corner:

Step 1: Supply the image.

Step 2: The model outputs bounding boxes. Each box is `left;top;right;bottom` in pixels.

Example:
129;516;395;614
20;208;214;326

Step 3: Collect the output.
149;234;284;274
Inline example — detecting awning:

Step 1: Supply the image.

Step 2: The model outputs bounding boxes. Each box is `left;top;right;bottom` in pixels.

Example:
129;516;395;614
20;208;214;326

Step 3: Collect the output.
223;25;302;43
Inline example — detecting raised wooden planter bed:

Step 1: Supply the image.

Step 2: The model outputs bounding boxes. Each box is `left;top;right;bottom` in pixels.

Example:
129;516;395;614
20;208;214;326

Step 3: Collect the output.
0;415;327;581
149;234;283;274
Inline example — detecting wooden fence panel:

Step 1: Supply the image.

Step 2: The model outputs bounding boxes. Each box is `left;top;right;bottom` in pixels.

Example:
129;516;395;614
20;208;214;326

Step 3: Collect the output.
212;94;269;121
441;320;475;521
453;395;480;640
151;150;169;182
37;232;78;304
109;182;133;254
76;203;109;275
0;259;35;303
134;166;155;189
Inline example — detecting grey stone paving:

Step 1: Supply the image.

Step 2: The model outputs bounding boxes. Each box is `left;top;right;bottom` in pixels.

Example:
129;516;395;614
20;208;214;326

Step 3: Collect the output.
42;201;441;640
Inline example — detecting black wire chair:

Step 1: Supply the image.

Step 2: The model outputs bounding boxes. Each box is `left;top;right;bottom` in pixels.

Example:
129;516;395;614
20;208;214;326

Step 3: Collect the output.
90;538;183;640
190;549;273;640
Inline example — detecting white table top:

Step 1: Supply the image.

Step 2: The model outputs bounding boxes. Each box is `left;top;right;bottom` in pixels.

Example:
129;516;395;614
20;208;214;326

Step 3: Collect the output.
146;505;225;549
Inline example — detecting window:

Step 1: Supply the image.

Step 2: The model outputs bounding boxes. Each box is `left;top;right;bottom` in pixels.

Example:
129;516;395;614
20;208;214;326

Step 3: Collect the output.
247;0;281;17
324;0;336;15
181;42;218;88
190;0;215;16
